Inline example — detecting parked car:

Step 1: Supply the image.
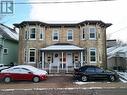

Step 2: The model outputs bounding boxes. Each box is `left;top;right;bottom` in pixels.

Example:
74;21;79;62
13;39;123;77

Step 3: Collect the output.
74;65;119;82
0;66;9;72
0;65;47;83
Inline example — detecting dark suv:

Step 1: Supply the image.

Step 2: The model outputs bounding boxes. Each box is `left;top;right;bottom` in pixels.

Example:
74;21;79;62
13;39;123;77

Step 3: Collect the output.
74;65;119;82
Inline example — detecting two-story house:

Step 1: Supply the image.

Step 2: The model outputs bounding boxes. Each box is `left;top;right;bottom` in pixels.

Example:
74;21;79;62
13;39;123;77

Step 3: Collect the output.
0;24;18;66
14;20;111;73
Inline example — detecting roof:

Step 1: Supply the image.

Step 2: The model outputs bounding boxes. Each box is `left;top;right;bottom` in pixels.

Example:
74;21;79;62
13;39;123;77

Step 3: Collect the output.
14;20;112;28
0;24;18;41
40;44;85;51
107;46;127;59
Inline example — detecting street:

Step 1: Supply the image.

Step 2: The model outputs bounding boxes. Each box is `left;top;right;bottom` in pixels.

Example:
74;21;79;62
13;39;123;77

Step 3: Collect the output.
0;75;127;95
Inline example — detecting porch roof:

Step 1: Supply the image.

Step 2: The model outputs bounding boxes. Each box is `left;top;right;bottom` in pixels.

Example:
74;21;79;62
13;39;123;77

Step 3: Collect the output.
40;45;85;51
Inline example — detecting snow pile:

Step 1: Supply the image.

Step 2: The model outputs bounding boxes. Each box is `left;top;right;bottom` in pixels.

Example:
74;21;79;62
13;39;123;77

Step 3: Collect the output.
74;81;96;85
116;72;127;83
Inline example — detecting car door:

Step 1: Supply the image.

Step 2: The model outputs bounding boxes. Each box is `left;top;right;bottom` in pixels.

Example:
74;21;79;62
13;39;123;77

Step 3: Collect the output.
95;67;107;79
10;68;23;80
20;68;33;80
85;67;96;79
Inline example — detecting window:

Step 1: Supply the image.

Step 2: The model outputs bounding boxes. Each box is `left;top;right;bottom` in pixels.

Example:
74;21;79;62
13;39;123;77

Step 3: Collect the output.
89;27;96;39
85;67;95;73
95;67;104;73
90;48;96;63
67;30;73;41
3;48;8;54
30;28;36;39
40;29;44;40
29;49;36;63
82;28;85;40
52;29;59;41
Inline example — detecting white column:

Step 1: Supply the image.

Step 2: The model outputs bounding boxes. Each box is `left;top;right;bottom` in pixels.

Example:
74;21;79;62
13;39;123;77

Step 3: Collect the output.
80;51;83;66
62;52;64;69
42;52;44;69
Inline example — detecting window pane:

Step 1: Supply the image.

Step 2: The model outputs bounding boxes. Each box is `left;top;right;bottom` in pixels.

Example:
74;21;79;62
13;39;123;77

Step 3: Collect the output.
86;67;95;73
30;28;35;39
53;30;59;40
68;30;73;40
29;49;35;62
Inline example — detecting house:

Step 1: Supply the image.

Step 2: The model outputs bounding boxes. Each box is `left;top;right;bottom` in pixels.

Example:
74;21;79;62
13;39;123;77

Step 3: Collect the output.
107;45;127;71
0;24;18;66
107;39;117;48
14;20;111;73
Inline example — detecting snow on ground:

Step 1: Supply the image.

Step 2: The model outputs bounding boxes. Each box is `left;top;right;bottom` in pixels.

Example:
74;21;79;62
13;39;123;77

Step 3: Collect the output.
117;71;127;83
74;81;96;85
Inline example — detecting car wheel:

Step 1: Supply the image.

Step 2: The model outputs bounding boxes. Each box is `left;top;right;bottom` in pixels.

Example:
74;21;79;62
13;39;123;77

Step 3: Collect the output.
109;75;115;82
4;77;11;83
81;75;88;82
33;76;40;83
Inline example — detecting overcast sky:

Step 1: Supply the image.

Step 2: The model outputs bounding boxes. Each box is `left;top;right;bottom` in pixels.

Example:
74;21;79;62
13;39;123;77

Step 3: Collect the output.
0;0;127;42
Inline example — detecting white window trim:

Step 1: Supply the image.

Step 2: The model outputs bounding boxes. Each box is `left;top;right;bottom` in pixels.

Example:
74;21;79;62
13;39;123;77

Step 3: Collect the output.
89;48;97;64
29;27;36;40
89;27;96;40
52;29;59;41
28;48;36;64
39;28;44;40
3;48;8;55
67;29;73;41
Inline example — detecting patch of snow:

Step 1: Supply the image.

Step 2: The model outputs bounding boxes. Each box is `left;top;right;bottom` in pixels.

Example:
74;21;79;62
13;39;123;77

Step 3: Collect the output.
74;81;96;85
0;24;18;40
117;72;127;80
119;78;127;83
40;45;84;51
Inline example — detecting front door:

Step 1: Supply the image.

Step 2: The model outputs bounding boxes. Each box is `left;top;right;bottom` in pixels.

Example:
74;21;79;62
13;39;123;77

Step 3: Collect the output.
60;52;66;69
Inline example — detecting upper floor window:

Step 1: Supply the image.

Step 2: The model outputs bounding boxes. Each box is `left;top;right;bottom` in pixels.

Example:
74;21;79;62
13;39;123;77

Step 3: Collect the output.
81;28;85;40
89;48;96;63
52;29;59;41
29;48;36;63
67;30;73;41
40;29;44;40
30;28;36;39
89;27;96;40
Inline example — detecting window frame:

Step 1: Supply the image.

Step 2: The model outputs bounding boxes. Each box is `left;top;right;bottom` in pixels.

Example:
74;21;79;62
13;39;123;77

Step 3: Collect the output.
89;48;97;63
52;29;59;41
3;48;8;55
89;27;96;40
67;29;73;41
29;48;36;64
29;27;36;40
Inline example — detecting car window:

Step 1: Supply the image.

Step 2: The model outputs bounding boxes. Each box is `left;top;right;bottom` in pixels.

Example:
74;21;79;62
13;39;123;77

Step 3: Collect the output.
20;68;31;74
95;67;104;73
85;67;95;73
80;67;86;72
11;68;21;73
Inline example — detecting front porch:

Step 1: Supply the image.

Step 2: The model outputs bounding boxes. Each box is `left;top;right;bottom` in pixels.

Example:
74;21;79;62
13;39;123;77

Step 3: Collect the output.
39;44;86;73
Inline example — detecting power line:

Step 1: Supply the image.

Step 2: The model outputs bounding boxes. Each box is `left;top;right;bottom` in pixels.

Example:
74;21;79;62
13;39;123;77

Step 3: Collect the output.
13;0;115;4
110;26;127;35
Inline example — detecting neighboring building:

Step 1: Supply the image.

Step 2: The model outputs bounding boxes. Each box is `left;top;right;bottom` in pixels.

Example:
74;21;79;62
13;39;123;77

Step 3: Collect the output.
107;39;117;48
14;20;111;73
0;24;18;66
107;46;127;70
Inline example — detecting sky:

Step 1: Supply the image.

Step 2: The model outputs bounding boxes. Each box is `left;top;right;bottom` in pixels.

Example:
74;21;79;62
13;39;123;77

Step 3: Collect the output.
0;0;127;43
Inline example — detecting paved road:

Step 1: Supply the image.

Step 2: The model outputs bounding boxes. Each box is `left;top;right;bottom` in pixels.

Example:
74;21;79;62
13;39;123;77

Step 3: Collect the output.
0;75;127;95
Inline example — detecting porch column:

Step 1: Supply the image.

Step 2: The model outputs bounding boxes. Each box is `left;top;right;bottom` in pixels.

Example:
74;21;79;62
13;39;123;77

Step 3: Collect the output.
80;51;83;66
42;52;44;69
62;52;64;69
